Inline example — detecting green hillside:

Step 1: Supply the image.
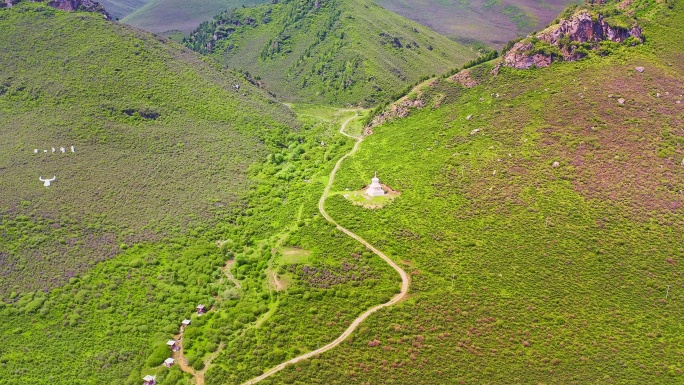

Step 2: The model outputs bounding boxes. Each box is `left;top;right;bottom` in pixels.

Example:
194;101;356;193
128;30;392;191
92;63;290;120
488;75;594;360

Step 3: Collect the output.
0;5;397;384
185;0;478;106
103;0;577;47
2;0;683;384
263;0;684;383
121;0;269;34
0;2;297;296
377;0;577;47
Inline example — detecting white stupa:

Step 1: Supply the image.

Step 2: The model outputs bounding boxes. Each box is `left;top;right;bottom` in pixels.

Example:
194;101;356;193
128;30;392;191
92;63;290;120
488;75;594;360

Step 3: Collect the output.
366;172;386;197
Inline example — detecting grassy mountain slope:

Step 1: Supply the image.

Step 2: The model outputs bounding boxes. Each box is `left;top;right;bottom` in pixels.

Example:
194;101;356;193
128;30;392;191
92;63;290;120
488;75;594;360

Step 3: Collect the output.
121;0;268;34
0;7;400;384
0;3;296;296
185;0;477;106
377;0;577;47
102;0;576;47
263;0;684;383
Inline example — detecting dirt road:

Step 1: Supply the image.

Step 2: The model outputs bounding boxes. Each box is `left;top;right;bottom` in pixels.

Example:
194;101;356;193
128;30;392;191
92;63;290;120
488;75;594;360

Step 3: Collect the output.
241;114;410;385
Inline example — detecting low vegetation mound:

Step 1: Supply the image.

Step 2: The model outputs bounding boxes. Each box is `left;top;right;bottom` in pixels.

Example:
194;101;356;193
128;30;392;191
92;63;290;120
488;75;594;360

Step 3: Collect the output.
185;0;477;106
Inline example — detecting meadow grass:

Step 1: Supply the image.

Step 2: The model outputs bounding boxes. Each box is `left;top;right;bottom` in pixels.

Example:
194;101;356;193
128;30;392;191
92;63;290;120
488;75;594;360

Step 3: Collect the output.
1;0;683;384
280;247;312;264
0;14;399;380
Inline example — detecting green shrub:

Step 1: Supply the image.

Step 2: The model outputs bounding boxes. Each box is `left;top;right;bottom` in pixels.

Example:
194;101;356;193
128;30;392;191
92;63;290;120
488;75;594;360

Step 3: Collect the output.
145;345;170;367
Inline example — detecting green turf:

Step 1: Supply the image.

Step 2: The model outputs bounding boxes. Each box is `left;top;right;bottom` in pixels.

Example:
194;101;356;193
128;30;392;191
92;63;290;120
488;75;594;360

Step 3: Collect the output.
185;0;478;106
280;247;312;264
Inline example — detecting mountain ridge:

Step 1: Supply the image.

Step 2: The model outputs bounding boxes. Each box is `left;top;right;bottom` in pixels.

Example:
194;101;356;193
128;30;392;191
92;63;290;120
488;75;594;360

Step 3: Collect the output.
185;0;478;106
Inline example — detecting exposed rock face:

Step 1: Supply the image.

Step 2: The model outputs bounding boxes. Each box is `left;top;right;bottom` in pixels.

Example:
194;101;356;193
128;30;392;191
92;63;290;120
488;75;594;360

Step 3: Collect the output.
503;42;554;70
503;10;642;69
450;70;478;88
540;11;641;45
2;0;110;18
369;98;424;127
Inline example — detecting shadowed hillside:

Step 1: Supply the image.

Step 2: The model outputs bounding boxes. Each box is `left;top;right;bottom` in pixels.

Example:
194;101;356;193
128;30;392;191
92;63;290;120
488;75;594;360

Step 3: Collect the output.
0;2;296;295
0;6;398;380
185;0;477;106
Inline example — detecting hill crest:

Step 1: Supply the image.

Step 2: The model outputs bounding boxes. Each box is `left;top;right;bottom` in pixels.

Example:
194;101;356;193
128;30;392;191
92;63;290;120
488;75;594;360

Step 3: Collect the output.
185;0;478;106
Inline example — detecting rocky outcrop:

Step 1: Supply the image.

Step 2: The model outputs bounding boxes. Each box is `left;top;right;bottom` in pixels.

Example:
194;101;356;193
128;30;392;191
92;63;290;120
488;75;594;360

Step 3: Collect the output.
450;70;478;88
368;98;424;128
2;0;110;18
48;0;109;17
540;11;641;45
503;42;554;70
503;10;642;69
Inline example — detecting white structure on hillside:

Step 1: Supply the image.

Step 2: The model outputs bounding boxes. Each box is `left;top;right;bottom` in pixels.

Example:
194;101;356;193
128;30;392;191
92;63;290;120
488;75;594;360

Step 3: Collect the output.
366;172;385;197
39;176;56;187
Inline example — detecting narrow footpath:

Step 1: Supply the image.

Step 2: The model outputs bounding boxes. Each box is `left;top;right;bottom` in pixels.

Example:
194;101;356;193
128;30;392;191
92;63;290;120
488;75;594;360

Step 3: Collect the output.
241;114;410;385
172;263;239;384
172;328;201;385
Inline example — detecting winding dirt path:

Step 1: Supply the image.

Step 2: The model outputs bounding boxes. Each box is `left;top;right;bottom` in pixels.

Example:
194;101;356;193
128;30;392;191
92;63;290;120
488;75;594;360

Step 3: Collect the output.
173;328;200;385
241;115;410;385
223;260;241;289
271;271;284;291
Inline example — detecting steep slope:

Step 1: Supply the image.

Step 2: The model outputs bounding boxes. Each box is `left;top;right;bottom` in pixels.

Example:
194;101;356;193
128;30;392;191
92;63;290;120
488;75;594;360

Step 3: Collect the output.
262;0;684;383
185;0;477;106
376;0;577;47
121;0;268;34
0;2;296;295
